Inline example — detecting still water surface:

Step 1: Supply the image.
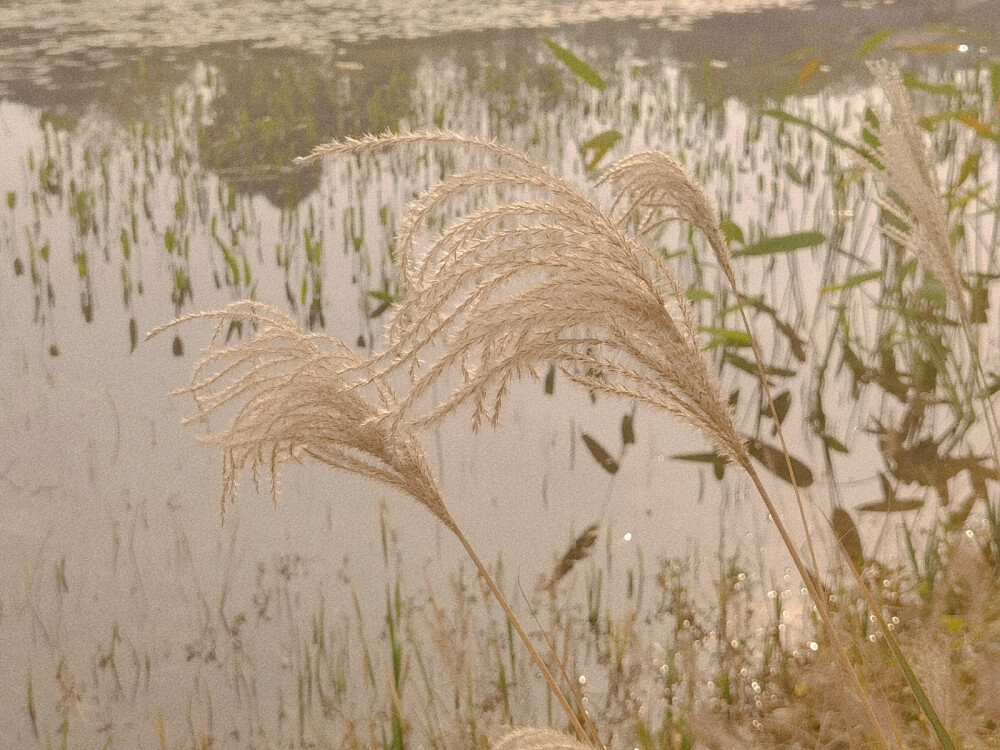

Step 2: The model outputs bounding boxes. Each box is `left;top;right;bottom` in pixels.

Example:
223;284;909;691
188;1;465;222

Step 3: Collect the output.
2;1;999;747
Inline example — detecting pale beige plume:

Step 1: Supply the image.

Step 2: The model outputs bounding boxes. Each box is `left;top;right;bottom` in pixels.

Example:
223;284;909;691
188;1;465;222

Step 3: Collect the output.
297;131;746;467
147;300;453;529
867;59;964;310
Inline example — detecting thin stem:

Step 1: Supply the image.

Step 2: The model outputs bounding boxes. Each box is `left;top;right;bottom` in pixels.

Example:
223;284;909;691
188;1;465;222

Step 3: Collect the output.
830;518;956;750
742;462;892;750
731;294;893;748
960;314;1000;498
449;524;594;745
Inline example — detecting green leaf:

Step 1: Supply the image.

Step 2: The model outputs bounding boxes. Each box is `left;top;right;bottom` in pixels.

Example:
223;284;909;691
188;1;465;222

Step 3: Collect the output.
763;108;881;167
971;282;989;324
700;327;752;349
949;183;990;213
902;72;962;98
129;317;138;353
120;228;131;261
543;37;606;91
821;269;883;293
860;106;883;152
581;433;618;474
550;523;600;583
857;28;892;57
796;58;822;86
954;151;980;189
621;413;635;445
819;432;849;453
367;289;396;319
723;351;796;378
783;163;805;186
580;129;622;171
685;288;714;301
764;390;792;426
831;508;865;570
719;219;745;245
745;437;813;487
732;231;825;258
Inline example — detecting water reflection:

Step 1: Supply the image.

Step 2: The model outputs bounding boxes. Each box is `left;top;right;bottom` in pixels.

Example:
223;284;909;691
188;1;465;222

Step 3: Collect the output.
2;5;1000;748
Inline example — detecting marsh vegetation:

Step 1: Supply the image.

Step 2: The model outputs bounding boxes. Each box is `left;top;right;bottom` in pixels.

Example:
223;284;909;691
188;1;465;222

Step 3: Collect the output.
4;6;1000;749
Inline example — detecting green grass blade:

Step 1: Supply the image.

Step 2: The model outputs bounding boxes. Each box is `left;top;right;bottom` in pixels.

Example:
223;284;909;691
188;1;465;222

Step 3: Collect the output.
543;37;606;90
857;28;892;57
885;630;956;749
581;129;622;170
763;108;882;167
732;231;825;258
821;269;883;293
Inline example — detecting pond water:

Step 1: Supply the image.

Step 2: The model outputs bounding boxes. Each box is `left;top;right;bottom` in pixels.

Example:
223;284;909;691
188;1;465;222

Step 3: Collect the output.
2;1;1000;748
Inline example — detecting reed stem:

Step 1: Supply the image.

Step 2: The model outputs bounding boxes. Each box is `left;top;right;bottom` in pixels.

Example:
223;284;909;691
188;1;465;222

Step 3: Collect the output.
742;462;892;749
450;524;594;745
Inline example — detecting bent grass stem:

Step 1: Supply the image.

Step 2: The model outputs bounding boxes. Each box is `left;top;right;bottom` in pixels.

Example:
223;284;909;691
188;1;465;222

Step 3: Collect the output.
449;524;593;744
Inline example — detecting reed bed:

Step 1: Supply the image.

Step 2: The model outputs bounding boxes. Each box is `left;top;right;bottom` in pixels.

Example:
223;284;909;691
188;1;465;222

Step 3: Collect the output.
150;54;1000;750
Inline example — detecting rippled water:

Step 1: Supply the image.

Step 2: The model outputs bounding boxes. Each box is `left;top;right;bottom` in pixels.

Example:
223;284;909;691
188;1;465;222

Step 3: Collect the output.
0;0;809;50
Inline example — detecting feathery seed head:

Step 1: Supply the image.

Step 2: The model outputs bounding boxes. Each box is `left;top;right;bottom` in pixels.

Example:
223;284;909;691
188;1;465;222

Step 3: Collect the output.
867;60;964;310
299;132;747;467
599;150;736;287
148;301;453;529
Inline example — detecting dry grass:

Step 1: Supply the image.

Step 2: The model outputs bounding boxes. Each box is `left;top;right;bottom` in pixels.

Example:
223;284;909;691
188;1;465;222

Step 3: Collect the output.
149;299;595;743
866;60;964;313
161;71;991;743
296;132;746;469
148;301;452;529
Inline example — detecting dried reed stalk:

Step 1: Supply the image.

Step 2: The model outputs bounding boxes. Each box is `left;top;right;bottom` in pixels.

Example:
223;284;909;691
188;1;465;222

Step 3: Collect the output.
598;134;905;748
149;301;593;744
299;131;893;742
160;120;970;746
149;301;450;527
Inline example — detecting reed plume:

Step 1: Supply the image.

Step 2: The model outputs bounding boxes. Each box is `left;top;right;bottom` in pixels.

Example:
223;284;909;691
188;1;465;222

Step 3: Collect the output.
867;60;964;311
599;150;736;288
159;125;962;747
298;132;910;746
149;299;594;744
299;131;747;468
148;301;452;528
555;135;917;747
